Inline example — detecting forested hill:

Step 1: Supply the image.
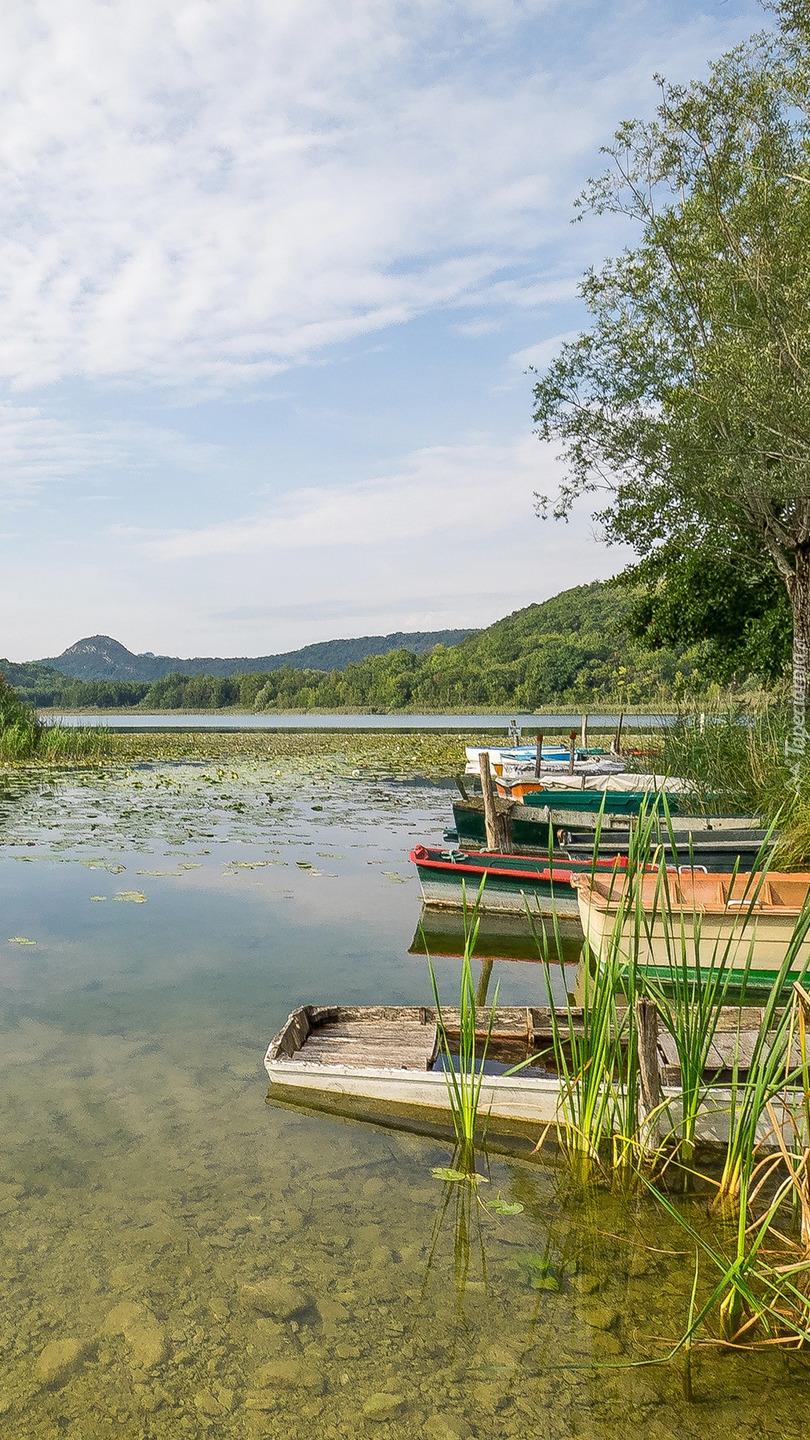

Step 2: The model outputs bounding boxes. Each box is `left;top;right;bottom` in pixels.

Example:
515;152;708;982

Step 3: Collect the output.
34;627;476;682
4;581;720;711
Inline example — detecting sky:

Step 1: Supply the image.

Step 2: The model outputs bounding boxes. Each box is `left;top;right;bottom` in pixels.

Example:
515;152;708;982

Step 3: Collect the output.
0;0;769;661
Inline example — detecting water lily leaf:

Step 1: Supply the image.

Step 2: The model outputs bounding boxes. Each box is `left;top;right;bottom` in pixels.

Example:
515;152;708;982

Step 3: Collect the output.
486;1197;524;1215
114;890;147;903
296;861;313;869
430;1167;489;1184
7;936;36;945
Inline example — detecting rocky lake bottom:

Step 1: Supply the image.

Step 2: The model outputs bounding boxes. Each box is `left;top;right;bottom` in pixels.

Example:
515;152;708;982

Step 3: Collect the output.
0;737;809;1438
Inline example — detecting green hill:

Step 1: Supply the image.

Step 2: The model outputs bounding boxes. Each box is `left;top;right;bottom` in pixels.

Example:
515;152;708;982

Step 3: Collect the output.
6;581;723;712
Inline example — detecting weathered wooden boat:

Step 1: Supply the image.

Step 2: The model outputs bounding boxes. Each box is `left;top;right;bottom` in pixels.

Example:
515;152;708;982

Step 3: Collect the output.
574;869;810;988
264;1004;803;1147
450;798;770;873
408;843;624;917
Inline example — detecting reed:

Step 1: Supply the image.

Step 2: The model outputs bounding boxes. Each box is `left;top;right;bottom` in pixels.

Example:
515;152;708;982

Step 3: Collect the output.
425;878;499;1172
641;983;810;1352
713;920;810;1213
530;871;629;1175
0;675;111;763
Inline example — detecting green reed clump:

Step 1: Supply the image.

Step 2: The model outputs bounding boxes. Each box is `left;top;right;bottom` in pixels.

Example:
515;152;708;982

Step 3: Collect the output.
642;984;810;1355
0;674;111;764
426;879;499;1173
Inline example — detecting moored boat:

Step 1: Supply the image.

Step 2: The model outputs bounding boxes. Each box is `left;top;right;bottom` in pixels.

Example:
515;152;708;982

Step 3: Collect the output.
574;869;810;988
450;798;771;872
408;843;624;917
264;1003;798;1147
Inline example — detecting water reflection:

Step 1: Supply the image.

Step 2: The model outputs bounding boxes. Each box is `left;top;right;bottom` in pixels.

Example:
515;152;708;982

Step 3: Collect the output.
0;762;807;1436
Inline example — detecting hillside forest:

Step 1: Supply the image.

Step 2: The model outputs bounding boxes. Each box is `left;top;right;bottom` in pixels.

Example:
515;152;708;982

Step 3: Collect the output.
1;582;779;713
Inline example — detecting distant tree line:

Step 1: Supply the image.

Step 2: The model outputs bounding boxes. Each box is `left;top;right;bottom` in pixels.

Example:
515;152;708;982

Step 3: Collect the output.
6;582;775;713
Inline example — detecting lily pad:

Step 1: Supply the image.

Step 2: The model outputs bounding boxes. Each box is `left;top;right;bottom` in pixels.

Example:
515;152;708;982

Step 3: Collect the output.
486;1197;524;1216
430;1167;489;1184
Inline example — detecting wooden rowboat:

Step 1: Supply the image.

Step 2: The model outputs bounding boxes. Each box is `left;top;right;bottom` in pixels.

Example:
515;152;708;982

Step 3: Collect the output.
264;1004;800;1147
574;869;810;988
408;844;625;917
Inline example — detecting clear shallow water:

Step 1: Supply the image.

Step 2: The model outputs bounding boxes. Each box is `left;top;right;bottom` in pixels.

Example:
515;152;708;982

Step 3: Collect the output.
0;758;808;1438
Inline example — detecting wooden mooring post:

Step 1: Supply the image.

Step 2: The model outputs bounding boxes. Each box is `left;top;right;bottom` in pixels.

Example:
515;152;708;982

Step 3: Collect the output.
580;713;588;749
613;711;625;756
478;752;513;853
534;732;544;779
567;730;577;775
636;997;662;1157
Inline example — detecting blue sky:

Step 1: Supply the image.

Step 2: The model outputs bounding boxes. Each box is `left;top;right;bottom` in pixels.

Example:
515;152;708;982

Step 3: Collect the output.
0;0;768;660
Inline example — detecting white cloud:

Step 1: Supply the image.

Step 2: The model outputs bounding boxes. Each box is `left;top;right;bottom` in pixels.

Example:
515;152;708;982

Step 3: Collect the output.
0;403;221;503
0;0;756;390
137;434;554;560
509;331;580;372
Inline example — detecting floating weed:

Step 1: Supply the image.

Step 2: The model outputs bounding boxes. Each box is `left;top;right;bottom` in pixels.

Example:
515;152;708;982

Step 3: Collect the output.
381;870;408;883
7;936;36;945
485;1196;524;1216
430;1167;488;1185
89;896;107;902
114;890;147;904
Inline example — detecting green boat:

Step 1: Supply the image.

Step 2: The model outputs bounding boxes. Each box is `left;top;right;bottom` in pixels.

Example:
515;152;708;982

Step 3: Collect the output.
409;844;625;918
450;799;769;873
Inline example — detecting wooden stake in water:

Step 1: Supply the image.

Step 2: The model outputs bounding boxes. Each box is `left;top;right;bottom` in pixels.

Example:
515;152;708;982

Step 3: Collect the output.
478;752;513;853
614;711;625;755
567;731;577;775
636;996;662;1157
580;713;588;748
534;732;544;779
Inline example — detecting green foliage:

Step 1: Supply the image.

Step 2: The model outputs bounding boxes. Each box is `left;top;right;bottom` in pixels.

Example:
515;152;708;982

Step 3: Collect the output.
619;544;792;683
532;10;810;705
11;582;730;713
0;673;109;762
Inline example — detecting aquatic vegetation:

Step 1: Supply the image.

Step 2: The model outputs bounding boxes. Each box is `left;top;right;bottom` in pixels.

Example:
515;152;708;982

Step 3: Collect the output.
0;675;109;763
426;879;499;1173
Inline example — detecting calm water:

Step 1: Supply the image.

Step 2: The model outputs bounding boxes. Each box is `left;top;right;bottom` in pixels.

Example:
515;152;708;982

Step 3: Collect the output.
0;757;808;1437
43;711;676;731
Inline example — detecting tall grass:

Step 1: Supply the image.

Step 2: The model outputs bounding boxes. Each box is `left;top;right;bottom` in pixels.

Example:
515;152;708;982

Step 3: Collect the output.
0;675;109;763
426;878;499;1173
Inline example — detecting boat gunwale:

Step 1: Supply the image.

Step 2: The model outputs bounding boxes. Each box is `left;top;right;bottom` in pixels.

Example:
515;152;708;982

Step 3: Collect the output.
574;871;810;919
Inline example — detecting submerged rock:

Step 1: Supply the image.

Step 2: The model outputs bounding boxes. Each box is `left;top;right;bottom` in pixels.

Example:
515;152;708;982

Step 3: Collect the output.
101;1301;166;1370
35;1338;85;1387
363;1393;406;1421
245;1389;278;1412
576;1299;619;1332
425;1416;472;1440
241;1277;307;1320
255;1357;324;1393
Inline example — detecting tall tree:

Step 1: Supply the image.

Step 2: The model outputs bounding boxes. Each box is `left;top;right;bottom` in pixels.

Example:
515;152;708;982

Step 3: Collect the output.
532;4;810;749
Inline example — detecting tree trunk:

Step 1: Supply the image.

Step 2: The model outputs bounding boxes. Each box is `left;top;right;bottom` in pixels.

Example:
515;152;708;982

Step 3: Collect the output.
786;545;810;772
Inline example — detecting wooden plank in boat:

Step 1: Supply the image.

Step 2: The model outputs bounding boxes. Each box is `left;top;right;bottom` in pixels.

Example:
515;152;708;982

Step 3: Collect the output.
293;1015;438;1071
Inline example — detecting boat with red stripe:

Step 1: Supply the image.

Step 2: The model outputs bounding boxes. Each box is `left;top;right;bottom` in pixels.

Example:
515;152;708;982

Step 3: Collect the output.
408;844;626;918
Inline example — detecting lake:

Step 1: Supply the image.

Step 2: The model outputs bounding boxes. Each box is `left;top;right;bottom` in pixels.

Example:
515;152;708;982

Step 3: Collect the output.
0;752;805;1437
43;711;676;732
